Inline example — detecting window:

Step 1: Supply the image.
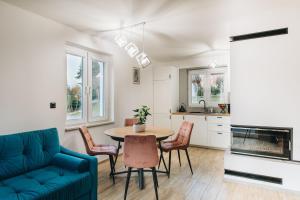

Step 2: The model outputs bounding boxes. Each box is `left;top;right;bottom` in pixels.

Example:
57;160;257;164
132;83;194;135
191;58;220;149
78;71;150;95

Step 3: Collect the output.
188;68;228;107
66;46;111;126
190;71;206;105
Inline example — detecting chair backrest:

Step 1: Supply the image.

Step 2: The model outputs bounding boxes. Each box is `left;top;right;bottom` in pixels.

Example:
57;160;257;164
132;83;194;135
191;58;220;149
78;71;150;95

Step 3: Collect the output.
0;128;60;180
174;121;194;147
79;126;95;155
123;135;159;168
124;118;138;126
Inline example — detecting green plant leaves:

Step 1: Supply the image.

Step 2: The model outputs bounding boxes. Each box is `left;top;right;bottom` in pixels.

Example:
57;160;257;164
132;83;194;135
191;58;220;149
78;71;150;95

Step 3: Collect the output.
132;105;151;124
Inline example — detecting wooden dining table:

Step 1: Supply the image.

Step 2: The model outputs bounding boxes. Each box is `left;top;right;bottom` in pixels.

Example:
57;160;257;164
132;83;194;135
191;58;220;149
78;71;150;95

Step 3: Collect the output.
104;126;174;190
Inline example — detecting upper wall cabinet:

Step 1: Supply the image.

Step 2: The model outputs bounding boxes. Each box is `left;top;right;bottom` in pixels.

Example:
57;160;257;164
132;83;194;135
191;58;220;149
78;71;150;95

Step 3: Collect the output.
188;67;229;107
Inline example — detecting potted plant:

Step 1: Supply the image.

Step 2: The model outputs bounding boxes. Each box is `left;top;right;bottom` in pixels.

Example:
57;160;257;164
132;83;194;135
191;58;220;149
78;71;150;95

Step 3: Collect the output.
132;105;151;132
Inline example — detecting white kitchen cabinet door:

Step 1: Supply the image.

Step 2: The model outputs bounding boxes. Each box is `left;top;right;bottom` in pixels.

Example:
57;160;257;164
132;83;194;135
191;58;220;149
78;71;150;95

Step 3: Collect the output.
208;131;230;149
153;66;172;81
171;115;184;133
154;81;172;114
185;115;208;146
153;113;171;129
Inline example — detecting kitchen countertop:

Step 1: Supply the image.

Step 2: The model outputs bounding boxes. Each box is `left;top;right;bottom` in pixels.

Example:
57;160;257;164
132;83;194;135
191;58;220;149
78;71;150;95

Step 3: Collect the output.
172;112;230;116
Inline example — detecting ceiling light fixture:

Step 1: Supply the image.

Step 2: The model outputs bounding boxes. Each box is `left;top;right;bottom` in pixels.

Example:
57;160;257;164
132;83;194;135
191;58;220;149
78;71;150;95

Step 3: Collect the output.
125;42;139;57
112;21;151;68
136;22;151;68
114;34;128;47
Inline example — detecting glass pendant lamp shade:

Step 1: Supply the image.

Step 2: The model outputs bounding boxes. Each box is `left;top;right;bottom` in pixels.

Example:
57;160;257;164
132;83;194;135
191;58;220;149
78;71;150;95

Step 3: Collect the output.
114;34;128;47
136;52;151;68
125;42;140;57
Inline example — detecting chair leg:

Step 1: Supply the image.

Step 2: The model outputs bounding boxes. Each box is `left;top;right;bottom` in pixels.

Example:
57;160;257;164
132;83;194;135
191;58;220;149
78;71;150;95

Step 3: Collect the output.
168;150;172;178
151;167;159;200
185;149;193;175
158;154;162;169
124;167;132;200
177;150;181;167
109;155;115;184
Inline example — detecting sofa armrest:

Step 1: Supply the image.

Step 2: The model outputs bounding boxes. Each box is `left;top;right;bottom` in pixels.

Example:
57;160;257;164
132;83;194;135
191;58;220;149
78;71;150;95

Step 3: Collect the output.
52;153;89;172
60;146;98;200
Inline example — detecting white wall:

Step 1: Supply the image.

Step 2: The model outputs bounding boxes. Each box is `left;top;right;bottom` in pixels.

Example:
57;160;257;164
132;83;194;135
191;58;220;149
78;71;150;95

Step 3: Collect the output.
0;1;153;161
159;50;230;68
230;1;300;160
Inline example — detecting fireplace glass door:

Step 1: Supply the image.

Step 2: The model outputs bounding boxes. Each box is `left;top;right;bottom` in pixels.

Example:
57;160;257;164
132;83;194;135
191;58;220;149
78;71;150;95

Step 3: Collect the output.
231;125;292;160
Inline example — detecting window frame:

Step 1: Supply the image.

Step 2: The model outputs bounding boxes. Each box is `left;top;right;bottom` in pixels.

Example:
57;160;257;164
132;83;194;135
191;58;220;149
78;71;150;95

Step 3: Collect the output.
65;46;112;127
66;46;88;126
87;52;109;123
188;67;229;108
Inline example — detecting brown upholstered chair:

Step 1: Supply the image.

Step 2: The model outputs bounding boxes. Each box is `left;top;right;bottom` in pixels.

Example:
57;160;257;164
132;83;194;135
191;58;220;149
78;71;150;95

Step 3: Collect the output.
79;126;118;184
158;121;194;177
124;118;138;126
123;135;159;200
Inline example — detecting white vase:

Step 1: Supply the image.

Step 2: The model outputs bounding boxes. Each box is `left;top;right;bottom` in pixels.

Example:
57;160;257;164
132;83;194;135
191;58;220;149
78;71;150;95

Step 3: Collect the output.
133;124;146;133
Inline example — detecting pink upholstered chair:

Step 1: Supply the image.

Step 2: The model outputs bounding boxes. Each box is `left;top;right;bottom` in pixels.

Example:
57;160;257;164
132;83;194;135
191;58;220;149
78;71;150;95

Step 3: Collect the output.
124;118;139;126
123;135;159;200
79;126;118;184
159;121;194;177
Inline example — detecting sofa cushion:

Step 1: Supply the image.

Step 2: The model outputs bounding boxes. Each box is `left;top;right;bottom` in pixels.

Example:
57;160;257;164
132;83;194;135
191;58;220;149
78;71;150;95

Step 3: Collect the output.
0;128;60;180
0;165;91;200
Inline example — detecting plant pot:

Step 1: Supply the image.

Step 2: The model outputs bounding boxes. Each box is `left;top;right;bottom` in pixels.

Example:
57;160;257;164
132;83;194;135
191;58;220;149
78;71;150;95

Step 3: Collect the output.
133;124;146;133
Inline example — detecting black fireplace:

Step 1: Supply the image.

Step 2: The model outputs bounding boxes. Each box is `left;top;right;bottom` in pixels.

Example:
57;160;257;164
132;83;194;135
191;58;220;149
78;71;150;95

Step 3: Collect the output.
231;125;293;160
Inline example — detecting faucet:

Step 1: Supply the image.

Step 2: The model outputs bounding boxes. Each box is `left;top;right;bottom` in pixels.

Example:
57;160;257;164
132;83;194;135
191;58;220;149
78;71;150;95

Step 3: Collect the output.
199;100;207;112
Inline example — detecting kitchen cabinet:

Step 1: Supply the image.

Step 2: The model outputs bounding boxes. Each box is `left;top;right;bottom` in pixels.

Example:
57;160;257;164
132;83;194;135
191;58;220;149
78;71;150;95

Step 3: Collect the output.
207;116;230;149
185;115;208;146
171;115;184;133
153;113;171;129
171;114;231;149
153;66;179;128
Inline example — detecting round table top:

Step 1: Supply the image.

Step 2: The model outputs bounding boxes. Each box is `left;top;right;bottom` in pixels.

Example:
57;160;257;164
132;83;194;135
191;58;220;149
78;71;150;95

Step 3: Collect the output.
104;126;174;140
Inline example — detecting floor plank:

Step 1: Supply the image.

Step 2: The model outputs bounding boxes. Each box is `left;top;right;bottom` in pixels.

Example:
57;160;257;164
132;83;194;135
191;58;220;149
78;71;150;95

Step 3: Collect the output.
98;147;300;200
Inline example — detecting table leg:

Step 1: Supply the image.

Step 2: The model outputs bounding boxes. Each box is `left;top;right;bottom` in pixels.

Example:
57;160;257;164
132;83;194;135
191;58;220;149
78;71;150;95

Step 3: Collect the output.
114;141;121;164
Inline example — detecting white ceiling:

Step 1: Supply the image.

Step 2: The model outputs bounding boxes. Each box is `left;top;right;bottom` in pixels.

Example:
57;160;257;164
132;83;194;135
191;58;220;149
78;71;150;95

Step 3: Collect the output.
3;0;232;62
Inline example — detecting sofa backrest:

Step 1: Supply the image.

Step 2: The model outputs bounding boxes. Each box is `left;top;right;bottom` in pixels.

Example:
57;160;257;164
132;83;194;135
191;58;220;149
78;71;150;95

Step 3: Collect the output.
0;128;60;180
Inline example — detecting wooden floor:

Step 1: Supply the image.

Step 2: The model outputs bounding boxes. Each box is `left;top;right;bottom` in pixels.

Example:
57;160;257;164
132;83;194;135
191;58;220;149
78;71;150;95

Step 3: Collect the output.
98;147;300;200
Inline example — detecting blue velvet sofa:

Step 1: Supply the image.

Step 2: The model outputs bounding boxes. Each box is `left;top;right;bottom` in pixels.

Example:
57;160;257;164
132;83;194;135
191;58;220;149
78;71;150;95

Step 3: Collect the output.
0;128;98;200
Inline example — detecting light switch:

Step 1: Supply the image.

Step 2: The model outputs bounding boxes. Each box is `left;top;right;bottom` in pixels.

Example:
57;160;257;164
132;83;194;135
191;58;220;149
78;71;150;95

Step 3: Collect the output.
50;102;56;109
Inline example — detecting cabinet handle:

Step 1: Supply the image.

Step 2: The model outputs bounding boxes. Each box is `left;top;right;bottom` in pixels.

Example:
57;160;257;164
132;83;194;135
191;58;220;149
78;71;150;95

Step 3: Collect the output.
217;124;223;127
183;116;185;120
217;132;223;135
169;109;171;113
169;115;171;120
217;117;222;119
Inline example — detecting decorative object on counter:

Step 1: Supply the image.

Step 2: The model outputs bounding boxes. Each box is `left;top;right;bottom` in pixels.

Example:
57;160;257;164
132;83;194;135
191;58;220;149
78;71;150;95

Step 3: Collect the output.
218;103;226;113
178;103;187;112
133;67;140;84
133;105;151;132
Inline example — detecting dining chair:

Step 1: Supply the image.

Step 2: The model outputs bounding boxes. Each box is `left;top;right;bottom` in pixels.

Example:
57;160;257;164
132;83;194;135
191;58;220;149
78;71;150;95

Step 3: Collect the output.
158;121;194;177
123;135;159;200
79;126;118;184
124;118;139;126
113;118;139;164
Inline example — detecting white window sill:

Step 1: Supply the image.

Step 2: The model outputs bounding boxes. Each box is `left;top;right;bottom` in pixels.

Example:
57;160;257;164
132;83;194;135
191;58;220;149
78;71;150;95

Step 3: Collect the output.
65;121;115;132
